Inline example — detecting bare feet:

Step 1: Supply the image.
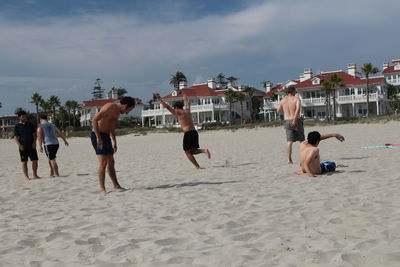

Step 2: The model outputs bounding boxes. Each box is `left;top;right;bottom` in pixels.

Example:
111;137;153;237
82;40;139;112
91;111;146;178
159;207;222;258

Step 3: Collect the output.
114;186;128;191
294;169;304;175
99;189;107;195
288;159;293;164
32;176;41;179
24;177;30;182
205;149;211;159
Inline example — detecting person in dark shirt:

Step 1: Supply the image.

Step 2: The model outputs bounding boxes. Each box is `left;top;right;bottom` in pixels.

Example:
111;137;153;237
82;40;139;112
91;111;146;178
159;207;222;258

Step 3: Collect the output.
13;111;40;181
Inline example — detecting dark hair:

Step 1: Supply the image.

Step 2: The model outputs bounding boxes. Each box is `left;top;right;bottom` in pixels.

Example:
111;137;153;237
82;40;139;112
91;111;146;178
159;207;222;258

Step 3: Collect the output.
17;110;27;117
287;86;296;95
307;131;321;145
173;101;184;109
120;96;135;108
39;114;48;120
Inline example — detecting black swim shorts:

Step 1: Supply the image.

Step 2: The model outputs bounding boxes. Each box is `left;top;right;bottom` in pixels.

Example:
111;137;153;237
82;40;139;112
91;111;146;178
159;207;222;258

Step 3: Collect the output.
91;132;114;155
183;130;199;151
44;144;59;160
19;148;39;162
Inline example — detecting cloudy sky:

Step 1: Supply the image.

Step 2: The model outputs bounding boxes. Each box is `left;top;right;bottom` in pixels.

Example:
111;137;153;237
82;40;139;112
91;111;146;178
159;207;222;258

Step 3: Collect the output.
0;0;399;115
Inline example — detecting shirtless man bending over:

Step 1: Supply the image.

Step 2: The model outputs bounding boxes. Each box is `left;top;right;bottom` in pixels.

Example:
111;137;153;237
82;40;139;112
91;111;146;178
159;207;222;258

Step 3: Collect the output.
91;96;135;194
157;93;210;169
296;131;345;177
276;86;304;164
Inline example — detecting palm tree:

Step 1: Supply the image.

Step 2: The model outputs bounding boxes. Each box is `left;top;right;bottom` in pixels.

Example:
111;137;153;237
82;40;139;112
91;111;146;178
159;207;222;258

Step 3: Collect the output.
65;100;73;127
226;76;239;87
169;72;187;89
224;88;238;123
329;74;343;120
48;95;61;122
323;81;333;121
40;99;52;116
69;100;80;127
243;86;256;120
30;92;43;123
216;73;227;88
360;62;380;117
57;106;67;130
234;91;246;125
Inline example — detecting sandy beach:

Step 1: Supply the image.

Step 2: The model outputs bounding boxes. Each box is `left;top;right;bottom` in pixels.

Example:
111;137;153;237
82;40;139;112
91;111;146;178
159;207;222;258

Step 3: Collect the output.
1;122;400;267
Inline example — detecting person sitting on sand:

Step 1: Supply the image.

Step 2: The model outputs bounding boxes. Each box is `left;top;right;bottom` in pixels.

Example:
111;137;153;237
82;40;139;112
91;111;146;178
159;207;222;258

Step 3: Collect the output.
157;93;211;169
295;131;345;177
91;96;135;194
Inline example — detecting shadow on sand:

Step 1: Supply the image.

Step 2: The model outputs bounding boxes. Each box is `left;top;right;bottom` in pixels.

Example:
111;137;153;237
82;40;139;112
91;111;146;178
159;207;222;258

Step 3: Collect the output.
145;180;239;190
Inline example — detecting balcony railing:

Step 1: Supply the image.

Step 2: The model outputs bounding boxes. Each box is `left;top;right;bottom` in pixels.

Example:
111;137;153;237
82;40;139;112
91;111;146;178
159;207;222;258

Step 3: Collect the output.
337;93;379;103
263;101;278;109
302;97;326;106
142;103;229;117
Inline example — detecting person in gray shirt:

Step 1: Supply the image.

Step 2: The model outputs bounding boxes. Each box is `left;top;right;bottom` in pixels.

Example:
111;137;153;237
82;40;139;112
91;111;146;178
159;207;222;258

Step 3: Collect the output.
37;115;69;177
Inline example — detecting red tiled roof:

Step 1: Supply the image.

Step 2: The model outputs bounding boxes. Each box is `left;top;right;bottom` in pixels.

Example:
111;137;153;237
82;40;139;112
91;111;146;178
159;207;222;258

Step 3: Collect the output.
382;66;400;74
83;99;116;107
293;71;383;90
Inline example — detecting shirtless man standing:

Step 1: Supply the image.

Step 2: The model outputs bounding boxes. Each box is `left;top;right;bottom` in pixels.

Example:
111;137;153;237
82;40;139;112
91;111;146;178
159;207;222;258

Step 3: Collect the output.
276;86;304;163
91;96;135;194
296;131;345;177
157;93;210;169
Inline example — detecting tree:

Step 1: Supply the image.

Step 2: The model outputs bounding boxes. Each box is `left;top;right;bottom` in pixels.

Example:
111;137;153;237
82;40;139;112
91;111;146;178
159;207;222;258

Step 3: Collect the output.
323;81;333;121
92;78;105;100
109;87;128;97
216;73;227;88
40;99;52;116
224;88;238;123
243;86;256;120
360;63;380;117
262;81;272;91
329;74;343;120
48;95;61;122
169;72;187;89
65;100;73;127
234;91;246;125
386;84;400;112
69;100;80;127
30;92;43;123
226;76;239;87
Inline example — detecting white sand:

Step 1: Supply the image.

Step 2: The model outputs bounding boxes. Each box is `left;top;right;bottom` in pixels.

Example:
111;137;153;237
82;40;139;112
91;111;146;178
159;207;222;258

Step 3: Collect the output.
1;122;400;267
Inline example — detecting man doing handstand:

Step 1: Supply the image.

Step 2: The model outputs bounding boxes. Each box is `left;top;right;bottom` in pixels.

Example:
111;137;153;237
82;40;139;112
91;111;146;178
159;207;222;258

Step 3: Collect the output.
157;93;210;169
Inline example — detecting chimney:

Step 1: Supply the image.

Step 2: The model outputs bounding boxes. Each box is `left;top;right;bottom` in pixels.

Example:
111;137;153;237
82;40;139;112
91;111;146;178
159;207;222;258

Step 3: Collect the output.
299;73;305;82
266;82;272;92
382;62;389;71
348;63;356;76
303;68;312;80
109;88;118;99
207;78;216;89
179;80;187;89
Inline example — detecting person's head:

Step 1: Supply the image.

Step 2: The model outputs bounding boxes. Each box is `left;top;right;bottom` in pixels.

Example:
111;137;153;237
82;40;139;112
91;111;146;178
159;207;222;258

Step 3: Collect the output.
17;110;27;122
307;131;321;146
173;101;184;110
286;86;296;96
119;96;135;114
39;114;48;122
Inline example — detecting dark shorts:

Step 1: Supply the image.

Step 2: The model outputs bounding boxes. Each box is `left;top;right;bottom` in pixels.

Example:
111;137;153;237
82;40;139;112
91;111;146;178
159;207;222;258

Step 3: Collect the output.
19;147;39;162
183;130;199;151
91;132;114;155
320;161;336;174
44;144;59;160
284;118;305;142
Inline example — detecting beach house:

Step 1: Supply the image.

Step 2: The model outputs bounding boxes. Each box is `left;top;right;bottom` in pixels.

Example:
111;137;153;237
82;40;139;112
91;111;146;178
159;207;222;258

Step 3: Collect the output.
141;79;264;127
263;63;388;119
382;59;400;86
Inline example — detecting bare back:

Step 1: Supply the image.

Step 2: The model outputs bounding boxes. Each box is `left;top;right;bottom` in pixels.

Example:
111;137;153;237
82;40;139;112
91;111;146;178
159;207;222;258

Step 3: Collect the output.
93;103;121;134
175;109;195;132
299;142;321;174
280;95;301;120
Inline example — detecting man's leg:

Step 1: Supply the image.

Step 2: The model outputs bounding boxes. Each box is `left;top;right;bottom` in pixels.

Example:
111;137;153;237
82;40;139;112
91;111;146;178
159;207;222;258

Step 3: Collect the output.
50;159;60;177
286;141;293;164
21;161;29;181
193;148;211;159
106;155;126;190
32;160;40;178
48;160;54;177
97;155;108;194
185;150;201;169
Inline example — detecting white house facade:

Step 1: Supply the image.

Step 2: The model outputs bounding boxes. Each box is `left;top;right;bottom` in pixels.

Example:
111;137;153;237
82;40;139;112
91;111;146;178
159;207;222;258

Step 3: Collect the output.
263;63;388;119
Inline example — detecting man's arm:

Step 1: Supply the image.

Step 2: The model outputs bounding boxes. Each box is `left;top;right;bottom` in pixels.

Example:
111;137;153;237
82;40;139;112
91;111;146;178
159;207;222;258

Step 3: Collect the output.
157;95;176;115
55;127;69;146
37;126;44;152
320;133;345;142
290;98;302;127
276;101;282;114
183;93;190;110
92;105;110;149
303;148;319;177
